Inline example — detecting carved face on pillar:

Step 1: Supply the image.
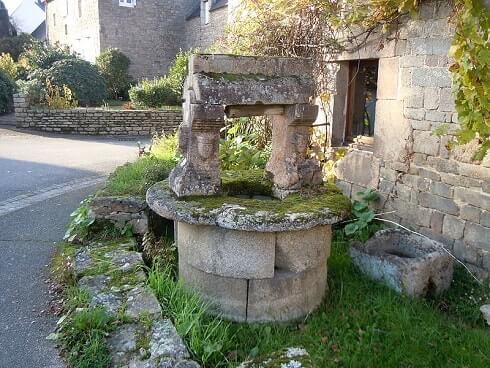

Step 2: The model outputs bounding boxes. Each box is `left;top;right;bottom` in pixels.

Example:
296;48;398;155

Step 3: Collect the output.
196;135;216;161
293;133;309;157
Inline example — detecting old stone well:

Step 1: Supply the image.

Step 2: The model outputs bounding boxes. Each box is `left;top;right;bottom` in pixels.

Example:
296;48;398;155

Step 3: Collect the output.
147;54;351;322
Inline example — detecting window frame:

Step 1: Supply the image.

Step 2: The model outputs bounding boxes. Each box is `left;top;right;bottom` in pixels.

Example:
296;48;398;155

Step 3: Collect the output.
119;0;136;8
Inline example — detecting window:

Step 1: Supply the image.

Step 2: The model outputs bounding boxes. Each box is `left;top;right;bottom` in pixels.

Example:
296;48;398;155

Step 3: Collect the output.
345;59;379;144
78;0;82;17
119;0;136;8
63;0;68;16
53;13;56;26
65;24;68;35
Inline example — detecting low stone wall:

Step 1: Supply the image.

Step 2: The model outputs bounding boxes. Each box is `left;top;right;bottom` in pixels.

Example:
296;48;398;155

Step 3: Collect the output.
90;196;148;236
13;94;182;136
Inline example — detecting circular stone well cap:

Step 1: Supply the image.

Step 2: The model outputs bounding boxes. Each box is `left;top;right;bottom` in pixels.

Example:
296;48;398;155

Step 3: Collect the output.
147;180;349;232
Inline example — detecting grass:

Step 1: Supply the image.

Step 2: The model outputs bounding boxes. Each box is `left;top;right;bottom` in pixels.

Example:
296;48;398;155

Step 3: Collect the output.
99;134;178;197
148;229;490;368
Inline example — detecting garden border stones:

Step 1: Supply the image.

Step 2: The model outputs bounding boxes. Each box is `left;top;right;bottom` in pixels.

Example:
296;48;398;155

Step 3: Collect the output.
69;239;201;368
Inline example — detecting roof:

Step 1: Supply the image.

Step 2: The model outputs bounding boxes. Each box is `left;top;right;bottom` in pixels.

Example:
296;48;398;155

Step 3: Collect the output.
186;0;228;21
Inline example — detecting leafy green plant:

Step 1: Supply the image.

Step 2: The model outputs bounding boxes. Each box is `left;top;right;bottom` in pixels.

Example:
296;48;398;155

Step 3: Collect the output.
43;58;107;106
0;69;15;113
19;40;75;72
220;118;271;170
450;0;490;160
148;265;234;366
344;188;379;237
0;52;17;80
129;50;191;108
0;33;35;61
96;48;132;99
45;80;78;109
59;307;113;368
16;76;45;104
64;198;96;243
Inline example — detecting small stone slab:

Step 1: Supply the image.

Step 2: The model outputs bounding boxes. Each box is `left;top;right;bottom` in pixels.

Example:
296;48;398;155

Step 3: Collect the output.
350;229;454;297
90;292;123;315
126;286;162;320
78;274;110;295
178;222;275;279
150;319;190;361
128;358;201;368
106;250;144;272
238;347;315;368
74;247;93;276
481;305;490;326
107;323;141;367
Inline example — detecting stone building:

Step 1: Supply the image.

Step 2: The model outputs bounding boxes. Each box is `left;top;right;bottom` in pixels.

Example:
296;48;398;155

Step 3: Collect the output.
330;0;490;277
45;0;236;79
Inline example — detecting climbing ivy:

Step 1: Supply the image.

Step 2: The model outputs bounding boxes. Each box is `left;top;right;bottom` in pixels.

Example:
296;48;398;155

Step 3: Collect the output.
450;0;490;160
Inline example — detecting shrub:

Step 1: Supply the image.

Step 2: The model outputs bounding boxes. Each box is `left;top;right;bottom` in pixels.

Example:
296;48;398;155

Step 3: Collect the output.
45;58;107;106
45;80;78;109
0;33;35;61
96;48;132;99
17;76;45;104
19;40;75;71
0;53;17;79
0;69;15;113
129;50;191;108
129;76;180;108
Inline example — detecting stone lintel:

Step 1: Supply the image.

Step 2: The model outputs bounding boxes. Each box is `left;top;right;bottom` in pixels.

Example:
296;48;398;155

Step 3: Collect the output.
225;104;286;118
189;53;314;78
186;103;225;124
286;104;319;125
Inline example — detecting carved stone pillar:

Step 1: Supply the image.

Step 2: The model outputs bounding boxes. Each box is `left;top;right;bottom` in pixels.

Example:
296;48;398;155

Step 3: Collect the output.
266;104;322;197
169;94;224;197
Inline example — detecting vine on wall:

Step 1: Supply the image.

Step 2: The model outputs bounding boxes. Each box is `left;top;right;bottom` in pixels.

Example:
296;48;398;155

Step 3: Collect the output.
450;0;490;160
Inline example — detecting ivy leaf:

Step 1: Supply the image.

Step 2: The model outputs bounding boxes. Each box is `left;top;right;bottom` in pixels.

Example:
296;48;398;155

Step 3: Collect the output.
345;223;359;236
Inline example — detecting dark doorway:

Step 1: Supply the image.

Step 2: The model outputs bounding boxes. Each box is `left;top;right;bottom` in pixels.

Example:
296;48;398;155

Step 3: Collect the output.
345;60;379;143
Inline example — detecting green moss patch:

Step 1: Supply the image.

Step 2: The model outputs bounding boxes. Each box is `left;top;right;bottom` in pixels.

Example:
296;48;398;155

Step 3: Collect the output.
183;170;351;219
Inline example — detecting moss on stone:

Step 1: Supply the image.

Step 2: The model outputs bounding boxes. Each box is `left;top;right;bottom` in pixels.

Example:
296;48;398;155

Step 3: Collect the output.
182;170;351;219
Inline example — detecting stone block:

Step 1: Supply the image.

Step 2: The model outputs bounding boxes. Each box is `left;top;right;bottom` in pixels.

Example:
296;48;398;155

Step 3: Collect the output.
430;181;453;198
427;157;459;174
430;211;444;233
178;260;248;322
419;192;459;215
458;162;490;182
335;180;352;197
439;88;456;112
374;100;411;162
440;173;480;188
464;223;490;251
424;88;440;110
454;187;490;212
460;205;481;224
453;240;479;264
335;150;380;189
481;211;490;228
442;215;465;240
189;53;313;78
404;108;425;121
275;225;331;273
425;110;446;122
350;229;453;297
177;222;275;279
377;58;399;100
413;130;440;156
392;199;432;227
247;263;327;322
412;68;451;88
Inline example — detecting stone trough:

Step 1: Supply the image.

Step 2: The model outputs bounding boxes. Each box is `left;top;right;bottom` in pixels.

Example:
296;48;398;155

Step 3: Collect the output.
147;54;351;322
350;229;454;297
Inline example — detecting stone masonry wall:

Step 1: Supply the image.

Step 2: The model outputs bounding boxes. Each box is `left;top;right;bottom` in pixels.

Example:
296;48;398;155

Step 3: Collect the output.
184;4;229;51
46;0;101;62
13;94;181;136
333;1;490;277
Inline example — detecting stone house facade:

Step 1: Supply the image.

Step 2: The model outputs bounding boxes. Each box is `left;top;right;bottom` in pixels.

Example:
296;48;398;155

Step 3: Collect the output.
331;0;490;277
45;0;236;79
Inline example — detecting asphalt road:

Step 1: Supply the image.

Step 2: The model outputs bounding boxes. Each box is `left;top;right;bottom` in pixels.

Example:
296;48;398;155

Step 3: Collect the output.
0;126;143;367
